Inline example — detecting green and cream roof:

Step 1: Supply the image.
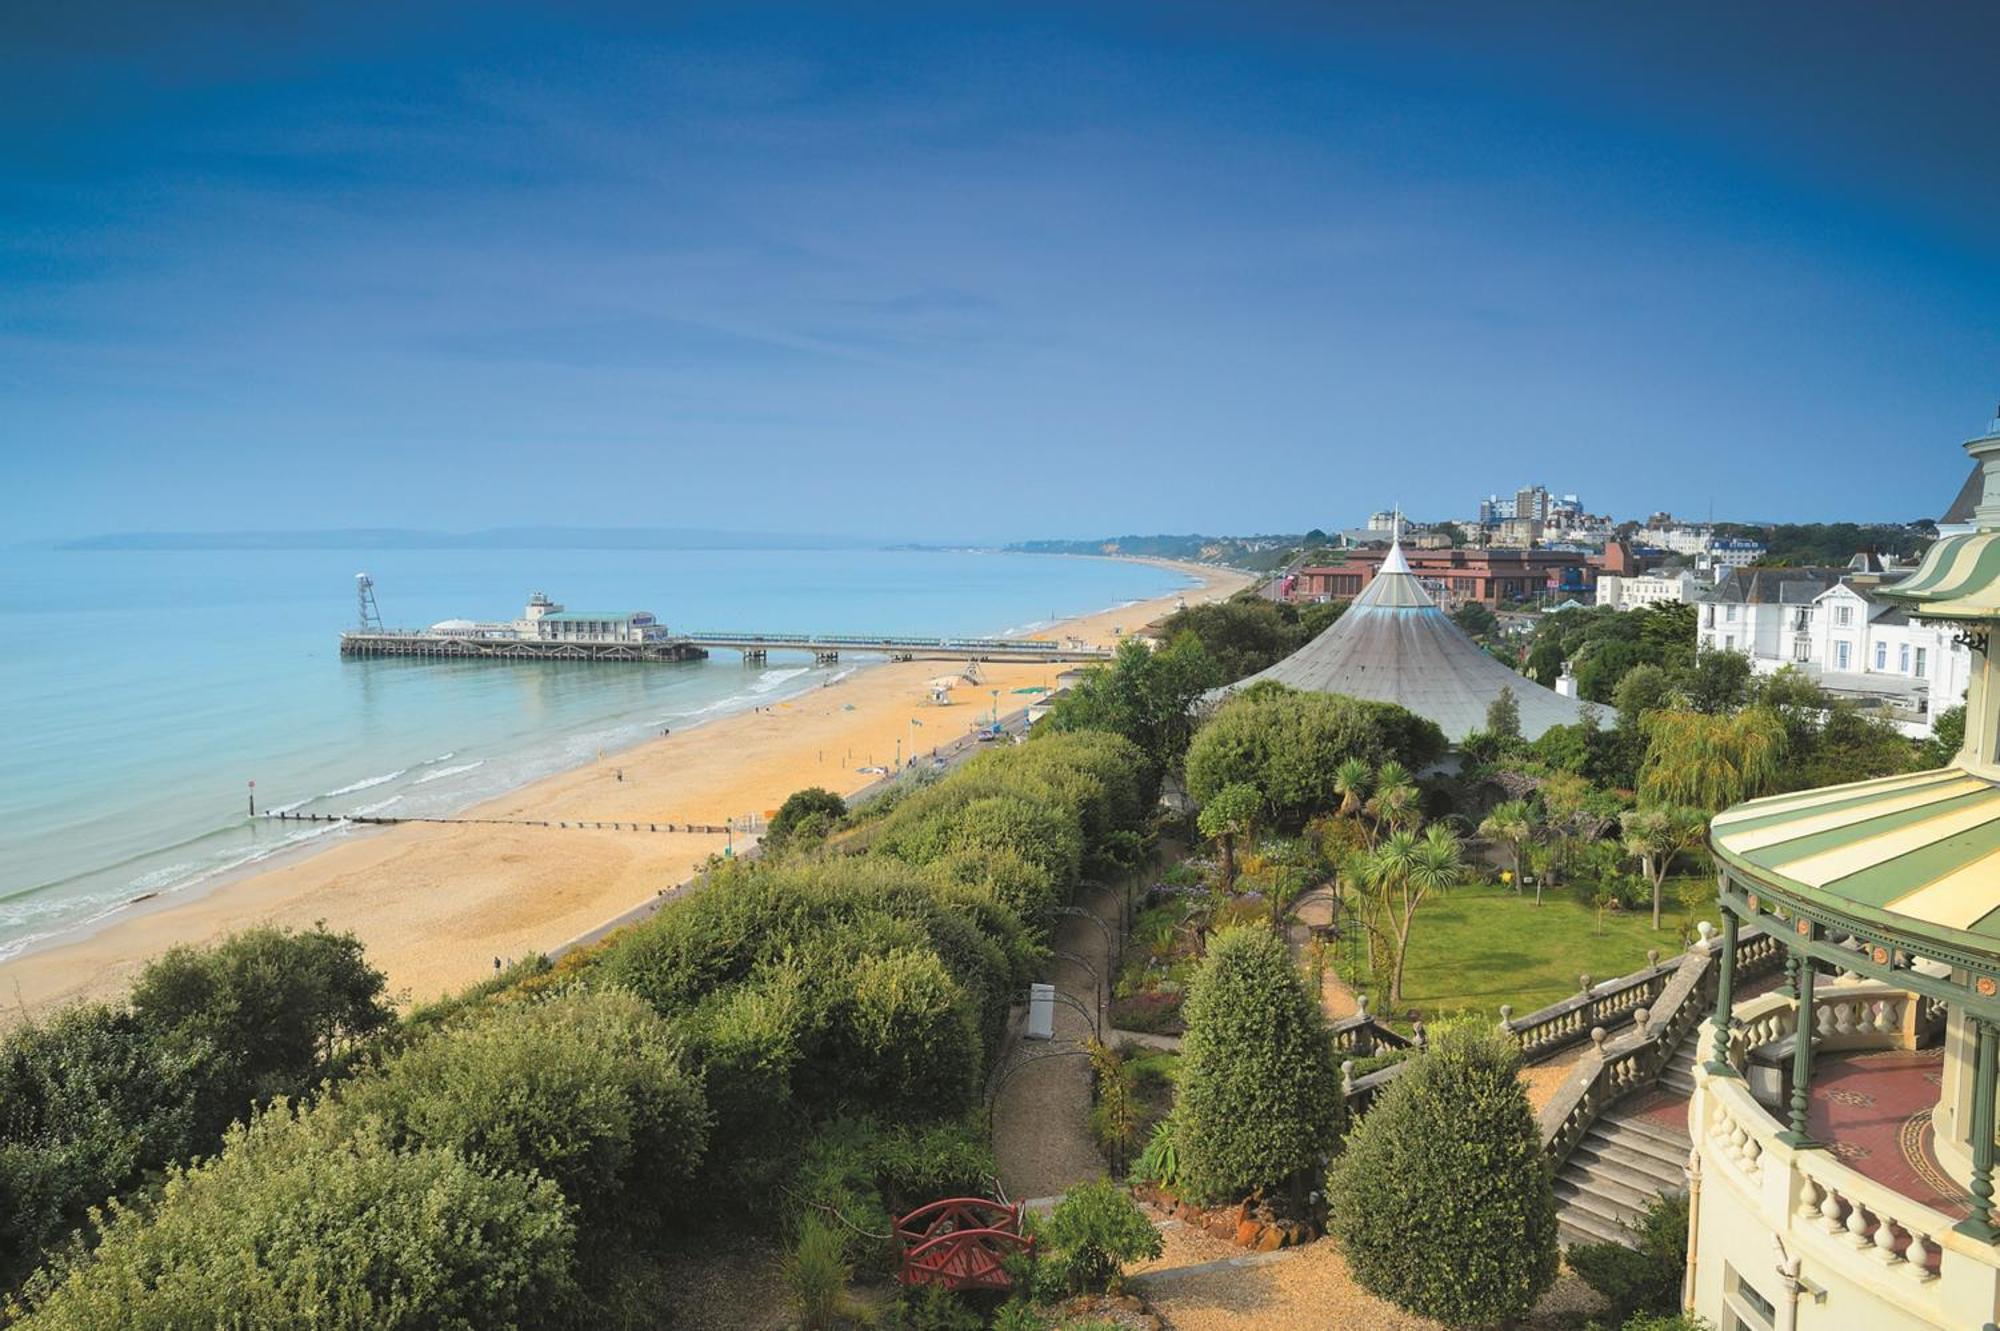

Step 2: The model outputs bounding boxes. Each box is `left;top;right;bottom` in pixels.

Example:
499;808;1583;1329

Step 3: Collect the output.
1713;770;2000;959
1712;415;2000;967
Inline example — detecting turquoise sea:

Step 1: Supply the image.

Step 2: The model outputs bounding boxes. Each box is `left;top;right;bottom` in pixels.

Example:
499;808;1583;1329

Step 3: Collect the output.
0;545;1192;961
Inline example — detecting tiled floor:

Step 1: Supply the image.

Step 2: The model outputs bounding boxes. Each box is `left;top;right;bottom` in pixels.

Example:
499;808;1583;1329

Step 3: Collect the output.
1805;1047;1967;1220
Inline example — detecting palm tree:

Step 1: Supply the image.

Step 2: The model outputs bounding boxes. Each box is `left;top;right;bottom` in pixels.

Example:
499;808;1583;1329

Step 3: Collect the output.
1333;757;1373;841
1356;822;1465;1010
1364;761;1420;838
1621;804;1710;930
1198;782;1261;897
1477;799;1535;896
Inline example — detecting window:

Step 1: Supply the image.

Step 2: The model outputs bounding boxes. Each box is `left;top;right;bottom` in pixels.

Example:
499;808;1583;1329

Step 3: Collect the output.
1917;647;1928;677
1901;644;1912;673
1836;603;1853;626
1793;636;1810;662
1726;605;1739;623
1875;642;1888;671
1836;641;1851;670
1725;634;1736;651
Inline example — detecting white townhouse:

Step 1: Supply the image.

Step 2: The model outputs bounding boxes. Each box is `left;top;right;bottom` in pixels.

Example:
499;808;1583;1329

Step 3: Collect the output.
1695;559;1969;738
1596;569;1701;611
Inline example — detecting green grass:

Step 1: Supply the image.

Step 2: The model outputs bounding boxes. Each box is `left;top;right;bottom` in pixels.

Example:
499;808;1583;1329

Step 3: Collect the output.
1341;879;1702;1022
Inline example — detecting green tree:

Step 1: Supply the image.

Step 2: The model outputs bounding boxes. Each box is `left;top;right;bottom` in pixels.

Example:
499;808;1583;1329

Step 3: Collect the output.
1354;823;1465;1009
1638;708;1786;811
0;1006;210;1288
1197;782;1262;895
129;925;393;1130
1921;703;1967;768
1486;685;1522;742
1621;805;1709;930
1684;647;1752;714
10;1103;575;1331
1566;1192;1690;1325
1185;689;1444;827
338;989;709;1240
1476;799;1535;895
766;787;847;854
1040;633;1221;779
1328;1022;1558;1326
1174;927;1342;1205
1613;663;1677;730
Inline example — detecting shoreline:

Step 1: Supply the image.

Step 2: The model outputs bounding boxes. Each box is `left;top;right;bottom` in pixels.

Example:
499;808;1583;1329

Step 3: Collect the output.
0;558;1251;1022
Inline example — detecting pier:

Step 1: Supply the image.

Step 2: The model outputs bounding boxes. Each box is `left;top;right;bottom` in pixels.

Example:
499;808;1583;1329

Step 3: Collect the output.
677;631;1113;664
336;583;1117;666
338;632;708;662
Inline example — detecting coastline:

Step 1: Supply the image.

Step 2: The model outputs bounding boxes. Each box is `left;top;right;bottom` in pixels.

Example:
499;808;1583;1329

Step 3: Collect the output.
0;558;1252;1021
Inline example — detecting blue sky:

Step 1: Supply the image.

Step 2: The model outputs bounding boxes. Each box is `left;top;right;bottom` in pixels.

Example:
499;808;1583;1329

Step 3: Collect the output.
4;2;1997;542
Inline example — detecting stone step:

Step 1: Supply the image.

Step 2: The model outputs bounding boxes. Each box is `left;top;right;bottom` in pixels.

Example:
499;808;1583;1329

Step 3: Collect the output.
1555;1178;1655;1236
1593;1113;1691;1156
1568;1139;1687;1196
1660;1069;1698;1098
1556;1164;1676;1219
1558;1207;1638;1250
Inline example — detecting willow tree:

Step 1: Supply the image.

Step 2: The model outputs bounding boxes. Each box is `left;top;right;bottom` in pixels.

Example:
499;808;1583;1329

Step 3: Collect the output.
1638;707;1786;811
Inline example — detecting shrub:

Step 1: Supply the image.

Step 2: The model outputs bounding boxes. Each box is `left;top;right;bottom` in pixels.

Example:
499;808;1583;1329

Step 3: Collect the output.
8;1102;574;1331
1186;689;1445;826
337;988;708;1239
1329;1022;1558;1326
0;1005;210;1288
1174;927;1342;1204
1040;1180;1162;1294
829;947;983;1120
1133;1119;1182;1190
768;787;848;855
129;924;392;1121
1568;1191;1689;1323
782;1214;856;1330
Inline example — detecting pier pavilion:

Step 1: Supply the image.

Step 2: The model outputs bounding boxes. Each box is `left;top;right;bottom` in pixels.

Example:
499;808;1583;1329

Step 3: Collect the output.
1690;410;2000;1331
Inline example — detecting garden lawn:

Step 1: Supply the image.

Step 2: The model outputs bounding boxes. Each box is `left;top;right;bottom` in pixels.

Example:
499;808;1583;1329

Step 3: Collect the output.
1343;879;1701;1022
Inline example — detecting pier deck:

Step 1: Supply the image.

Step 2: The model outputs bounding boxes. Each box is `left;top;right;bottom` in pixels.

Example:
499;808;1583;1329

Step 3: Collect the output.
678;631;1112;663
339;632;707;662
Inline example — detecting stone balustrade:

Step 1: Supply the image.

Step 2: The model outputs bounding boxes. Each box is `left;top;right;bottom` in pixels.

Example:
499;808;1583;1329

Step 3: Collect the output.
1695;1069;1996;1330
1727;978;1945;1071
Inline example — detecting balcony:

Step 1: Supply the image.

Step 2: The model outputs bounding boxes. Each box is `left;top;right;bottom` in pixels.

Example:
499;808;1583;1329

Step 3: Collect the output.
1692;981;1999;1331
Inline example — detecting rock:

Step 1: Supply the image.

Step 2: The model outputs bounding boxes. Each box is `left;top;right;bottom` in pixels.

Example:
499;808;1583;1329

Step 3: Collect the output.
1234;1219;1261;1247
1254;1225;1284;1252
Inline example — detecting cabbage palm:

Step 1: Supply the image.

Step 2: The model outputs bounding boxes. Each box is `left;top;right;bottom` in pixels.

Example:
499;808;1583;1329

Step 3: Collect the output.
1356;822;1465;1010
1477;799;1535;896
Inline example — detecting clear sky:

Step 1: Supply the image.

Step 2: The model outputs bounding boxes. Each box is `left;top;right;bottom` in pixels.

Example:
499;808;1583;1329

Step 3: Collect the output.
4;2;1997;543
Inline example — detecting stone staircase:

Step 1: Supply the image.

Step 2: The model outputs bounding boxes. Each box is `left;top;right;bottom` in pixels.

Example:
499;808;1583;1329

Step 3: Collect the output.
1552;1032;1697;1248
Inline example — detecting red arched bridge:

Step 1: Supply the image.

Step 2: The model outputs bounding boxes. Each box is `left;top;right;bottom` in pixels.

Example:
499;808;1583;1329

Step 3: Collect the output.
895;1197;1033;1292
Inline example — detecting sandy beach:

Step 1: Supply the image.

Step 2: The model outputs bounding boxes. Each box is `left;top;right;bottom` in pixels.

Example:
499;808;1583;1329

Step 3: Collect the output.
0;559;1251;1020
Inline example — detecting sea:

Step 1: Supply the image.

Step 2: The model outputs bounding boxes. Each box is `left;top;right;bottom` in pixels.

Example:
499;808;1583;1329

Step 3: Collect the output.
0;544;1193;961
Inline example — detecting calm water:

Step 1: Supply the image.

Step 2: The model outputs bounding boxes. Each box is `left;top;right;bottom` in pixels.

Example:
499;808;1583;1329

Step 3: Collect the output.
0;545;1191;959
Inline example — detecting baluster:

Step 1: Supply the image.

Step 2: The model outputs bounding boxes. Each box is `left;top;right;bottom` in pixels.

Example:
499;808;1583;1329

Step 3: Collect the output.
1872;1212;1904;1265
1846;1199;1873;1249
1906;1229;1939;1282
1820;1188;1846;1235
1795;1176;1825;1223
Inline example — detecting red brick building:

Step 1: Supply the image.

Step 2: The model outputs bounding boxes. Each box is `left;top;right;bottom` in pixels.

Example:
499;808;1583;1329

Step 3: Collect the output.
1288;548;1595;608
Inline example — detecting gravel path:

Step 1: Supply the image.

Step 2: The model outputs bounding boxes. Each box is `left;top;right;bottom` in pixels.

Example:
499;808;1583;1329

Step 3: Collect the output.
991;881;1127;1200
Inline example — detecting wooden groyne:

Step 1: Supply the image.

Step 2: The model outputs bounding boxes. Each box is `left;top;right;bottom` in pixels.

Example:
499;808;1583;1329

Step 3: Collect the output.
264;811;735;834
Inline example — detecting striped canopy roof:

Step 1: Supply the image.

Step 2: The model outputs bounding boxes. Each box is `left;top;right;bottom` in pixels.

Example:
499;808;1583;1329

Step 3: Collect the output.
1877;530;2000;620
1712;768;2000;959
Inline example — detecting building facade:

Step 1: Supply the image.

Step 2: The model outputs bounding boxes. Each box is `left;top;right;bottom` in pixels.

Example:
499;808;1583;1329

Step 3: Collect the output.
1596;570;1701;611
1687;418;2000;1331
1291;547;1593;608
1694;563;1968;737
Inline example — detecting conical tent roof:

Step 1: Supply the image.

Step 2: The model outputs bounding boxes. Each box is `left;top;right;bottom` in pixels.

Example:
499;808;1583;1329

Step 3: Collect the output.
1217;537;1585;741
